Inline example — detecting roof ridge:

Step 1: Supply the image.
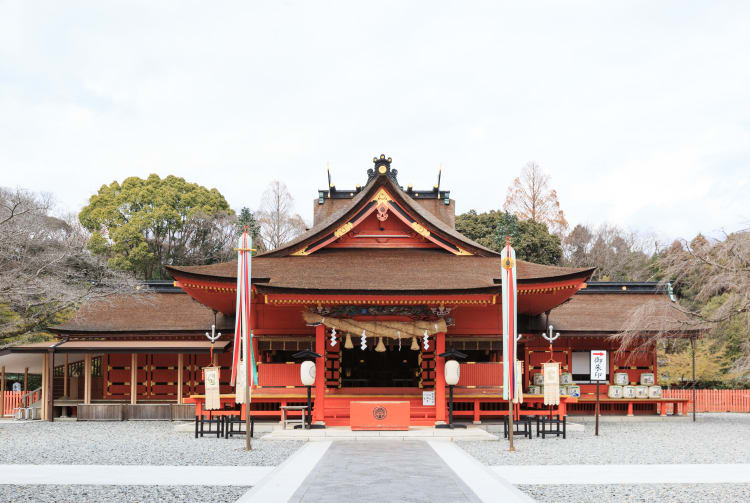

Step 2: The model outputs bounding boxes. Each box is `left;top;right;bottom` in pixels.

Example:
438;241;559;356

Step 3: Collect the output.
258;169;499;257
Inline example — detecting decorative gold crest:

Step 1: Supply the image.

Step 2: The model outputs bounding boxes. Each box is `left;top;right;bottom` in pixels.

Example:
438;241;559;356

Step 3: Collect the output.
371;188;393;203
502;256;515;270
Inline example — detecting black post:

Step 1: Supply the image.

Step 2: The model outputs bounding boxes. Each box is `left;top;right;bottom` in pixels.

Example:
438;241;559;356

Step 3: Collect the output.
306;385;312;429
691;336;696;422
448;385;454;429
595;380;600;436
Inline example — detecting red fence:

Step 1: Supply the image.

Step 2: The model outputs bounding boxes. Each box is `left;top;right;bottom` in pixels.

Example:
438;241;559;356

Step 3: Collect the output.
257;363;303;387
662;389;750;413
458;362;501;387
2;391;22;416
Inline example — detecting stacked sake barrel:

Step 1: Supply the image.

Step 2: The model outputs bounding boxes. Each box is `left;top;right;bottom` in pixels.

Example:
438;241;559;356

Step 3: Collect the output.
527;372;581;397
608;372;661;399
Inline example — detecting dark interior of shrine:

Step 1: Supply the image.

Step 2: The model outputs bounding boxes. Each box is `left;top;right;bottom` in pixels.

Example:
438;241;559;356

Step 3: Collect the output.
340;346;420;387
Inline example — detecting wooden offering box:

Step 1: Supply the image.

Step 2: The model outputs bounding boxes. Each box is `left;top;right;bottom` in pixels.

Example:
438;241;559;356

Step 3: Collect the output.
350;401;410;430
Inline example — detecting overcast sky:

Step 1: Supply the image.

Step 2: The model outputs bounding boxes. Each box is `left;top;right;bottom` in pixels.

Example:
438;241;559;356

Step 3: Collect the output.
1;1;748;243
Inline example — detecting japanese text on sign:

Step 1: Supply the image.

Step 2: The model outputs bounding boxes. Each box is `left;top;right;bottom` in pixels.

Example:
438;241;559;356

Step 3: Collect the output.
590;350;607;381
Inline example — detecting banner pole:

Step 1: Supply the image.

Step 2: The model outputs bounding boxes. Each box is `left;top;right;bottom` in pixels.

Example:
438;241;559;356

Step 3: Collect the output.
245;333;252;451
508;397;515;451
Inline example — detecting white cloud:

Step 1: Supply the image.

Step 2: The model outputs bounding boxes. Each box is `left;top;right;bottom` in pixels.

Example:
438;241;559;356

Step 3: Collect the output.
0;1;748;239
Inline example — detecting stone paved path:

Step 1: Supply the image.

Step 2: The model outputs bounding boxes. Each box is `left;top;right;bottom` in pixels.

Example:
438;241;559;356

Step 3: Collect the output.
289;441;482;503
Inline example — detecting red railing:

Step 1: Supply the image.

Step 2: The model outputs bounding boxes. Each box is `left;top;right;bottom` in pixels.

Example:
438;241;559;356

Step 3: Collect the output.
457;362;501;387
257;363;303;387
662;389;750;413
2;391;23;416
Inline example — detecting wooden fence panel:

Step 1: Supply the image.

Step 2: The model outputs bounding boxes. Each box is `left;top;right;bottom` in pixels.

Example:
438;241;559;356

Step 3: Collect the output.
662;389;750;413
3;391;22;416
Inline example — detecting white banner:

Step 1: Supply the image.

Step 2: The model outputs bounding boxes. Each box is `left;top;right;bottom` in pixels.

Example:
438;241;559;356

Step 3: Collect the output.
204;366;221;410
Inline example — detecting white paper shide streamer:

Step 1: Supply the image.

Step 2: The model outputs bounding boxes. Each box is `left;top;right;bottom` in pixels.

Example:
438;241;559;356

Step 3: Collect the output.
330;328;337;347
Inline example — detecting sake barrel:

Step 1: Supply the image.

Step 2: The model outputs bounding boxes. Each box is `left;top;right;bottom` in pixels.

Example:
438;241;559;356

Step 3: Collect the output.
532;373;544;386
623;385;636;399
640;373;655;385
648;385;662;398
607;385;623;399
559;385;568;396
567;385;581;397
614;372;629;385
527;385;541;395
560;372;573;385
635;385;649;398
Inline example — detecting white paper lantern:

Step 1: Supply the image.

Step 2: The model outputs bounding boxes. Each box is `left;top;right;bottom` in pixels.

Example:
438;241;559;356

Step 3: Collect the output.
445;360;460;386
301;360;316;386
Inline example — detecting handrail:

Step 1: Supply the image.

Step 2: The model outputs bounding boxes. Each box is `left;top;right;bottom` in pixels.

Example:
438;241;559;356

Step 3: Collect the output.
18;387;42;409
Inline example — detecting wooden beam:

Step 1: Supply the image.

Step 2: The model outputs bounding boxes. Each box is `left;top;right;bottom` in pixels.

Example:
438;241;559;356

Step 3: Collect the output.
63;354;69;397
23;368;28;394
130;353;137;405
84;354;92;405
40;353;48;420
177;354;184;404
47;350;54;421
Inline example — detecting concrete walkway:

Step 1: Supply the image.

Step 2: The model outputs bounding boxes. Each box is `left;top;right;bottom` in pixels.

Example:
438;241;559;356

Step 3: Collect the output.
0;464;272;486
258;440;533;503
493;463;750;485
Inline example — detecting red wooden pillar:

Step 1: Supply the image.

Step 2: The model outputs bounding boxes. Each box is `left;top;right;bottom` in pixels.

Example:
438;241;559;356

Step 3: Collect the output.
313;324;326;423
435;332;446;423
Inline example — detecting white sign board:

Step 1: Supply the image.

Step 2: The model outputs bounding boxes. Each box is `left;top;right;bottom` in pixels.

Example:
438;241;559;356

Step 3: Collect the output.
422;391;435;406
590;350;607;381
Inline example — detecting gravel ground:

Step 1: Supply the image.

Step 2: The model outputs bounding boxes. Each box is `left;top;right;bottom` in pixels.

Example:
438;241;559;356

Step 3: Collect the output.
518;484;750;503
0;421;301;466
0;485;249;502
459;413;750;465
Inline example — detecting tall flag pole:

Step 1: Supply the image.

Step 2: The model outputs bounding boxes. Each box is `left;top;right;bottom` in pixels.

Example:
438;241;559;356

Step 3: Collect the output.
232;228;257;451
501;237;518;451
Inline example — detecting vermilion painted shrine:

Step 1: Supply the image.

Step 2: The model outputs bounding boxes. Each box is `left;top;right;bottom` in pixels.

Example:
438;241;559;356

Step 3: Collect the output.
2;156;696;423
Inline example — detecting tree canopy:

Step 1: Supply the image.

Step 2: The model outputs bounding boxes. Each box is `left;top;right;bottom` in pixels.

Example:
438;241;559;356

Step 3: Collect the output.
562;224;652;281
504;162;568;235
256;181;306;251
455;210;562;264
1;188;137;344
79;174;234;279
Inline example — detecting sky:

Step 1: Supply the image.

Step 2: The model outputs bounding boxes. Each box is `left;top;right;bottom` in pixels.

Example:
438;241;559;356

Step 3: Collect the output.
1;1;748;244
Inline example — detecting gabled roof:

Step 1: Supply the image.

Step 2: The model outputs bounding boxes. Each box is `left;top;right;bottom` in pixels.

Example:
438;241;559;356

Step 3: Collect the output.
549;292;695;333
258;161;499;258
167;249;594;291
50;292;233;334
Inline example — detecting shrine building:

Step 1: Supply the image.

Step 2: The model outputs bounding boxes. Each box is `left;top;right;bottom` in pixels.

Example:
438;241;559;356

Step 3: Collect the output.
0;155;695;423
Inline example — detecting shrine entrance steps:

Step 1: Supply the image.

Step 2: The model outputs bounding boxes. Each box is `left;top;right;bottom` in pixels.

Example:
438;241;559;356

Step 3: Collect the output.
261;425;496;441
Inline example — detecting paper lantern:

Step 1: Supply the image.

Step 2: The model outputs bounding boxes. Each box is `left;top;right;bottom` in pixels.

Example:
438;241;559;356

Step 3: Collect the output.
301;360;316;386
445;360;460;386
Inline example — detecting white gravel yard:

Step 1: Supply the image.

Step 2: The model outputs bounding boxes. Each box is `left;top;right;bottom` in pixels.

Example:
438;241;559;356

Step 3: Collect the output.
0;485;249;503
0;421;302;466
459;413;750;465
518;483;750;503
